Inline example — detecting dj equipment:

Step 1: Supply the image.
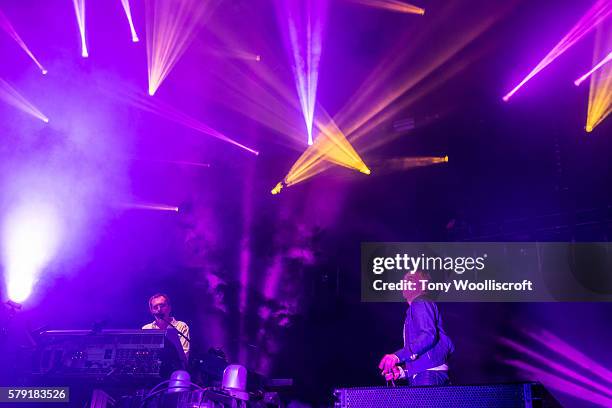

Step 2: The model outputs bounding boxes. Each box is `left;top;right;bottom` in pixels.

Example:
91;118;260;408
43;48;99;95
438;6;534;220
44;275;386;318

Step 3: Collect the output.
32;329;185;380
333;383;561;408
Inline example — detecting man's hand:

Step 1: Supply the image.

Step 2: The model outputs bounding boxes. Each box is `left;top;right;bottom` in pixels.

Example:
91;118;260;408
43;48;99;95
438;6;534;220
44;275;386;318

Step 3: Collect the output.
384;365;404;381
378;354;399;375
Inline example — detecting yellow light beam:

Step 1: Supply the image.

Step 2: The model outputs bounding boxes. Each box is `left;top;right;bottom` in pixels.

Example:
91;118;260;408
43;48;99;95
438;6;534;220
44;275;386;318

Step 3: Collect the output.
271;2;510;194
336;5;505;141
369;156;448;173
273;107;370;194
586;21;612;132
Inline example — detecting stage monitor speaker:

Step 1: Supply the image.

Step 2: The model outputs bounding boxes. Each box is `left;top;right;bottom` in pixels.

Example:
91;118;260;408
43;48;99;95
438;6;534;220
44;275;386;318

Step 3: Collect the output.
334;382;561;408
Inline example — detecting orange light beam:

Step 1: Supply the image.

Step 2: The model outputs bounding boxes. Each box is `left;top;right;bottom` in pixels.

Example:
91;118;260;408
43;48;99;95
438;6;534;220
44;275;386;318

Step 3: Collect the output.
370;156;448;172
346;0;424;15
586;22;612;132
272;2;509;192
328;0;510;150
272;107;370;194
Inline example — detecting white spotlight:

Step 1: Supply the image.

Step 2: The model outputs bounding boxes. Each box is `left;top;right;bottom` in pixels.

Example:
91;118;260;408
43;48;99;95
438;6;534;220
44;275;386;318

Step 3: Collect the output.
2;201;63;303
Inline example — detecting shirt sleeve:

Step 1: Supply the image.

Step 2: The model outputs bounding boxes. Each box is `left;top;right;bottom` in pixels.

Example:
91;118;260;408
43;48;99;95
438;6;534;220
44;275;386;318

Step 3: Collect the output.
408;300;438;356
394;301;438;361
177;322;190;357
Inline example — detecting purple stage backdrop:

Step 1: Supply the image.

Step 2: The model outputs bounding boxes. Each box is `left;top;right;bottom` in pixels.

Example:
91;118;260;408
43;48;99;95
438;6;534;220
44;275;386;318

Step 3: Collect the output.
0;0;611;407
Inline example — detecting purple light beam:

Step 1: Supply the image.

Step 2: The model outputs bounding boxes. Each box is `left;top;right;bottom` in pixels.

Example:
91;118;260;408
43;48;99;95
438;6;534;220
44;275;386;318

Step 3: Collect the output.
72;0;88;57
503;0;612;101
0;78;49;122
120;0;140;42
278;0;327;145
575;51;612;86
0;8;47;74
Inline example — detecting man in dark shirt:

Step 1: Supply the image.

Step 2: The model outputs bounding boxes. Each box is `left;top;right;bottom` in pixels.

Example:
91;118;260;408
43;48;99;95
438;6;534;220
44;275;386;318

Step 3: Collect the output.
378;271;454;386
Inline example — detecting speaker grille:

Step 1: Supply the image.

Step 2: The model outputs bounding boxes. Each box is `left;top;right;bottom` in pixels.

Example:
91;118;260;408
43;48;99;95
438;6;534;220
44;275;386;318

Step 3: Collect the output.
334;383;542;408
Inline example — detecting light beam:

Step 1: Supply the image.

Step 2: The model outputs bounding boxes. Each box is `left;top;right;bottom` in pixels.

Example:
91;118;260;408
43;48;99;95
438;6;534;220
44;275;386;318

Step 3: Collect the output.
272;109;370;194
119;203;179;212
371;155;448;172
120;0;140;42
499;328;612;407
0;8;47;74
277;0;327;145
0;78;49;123
575;51;612;86
503;0;612;101
145;0;217;95
270;1;505;192
206;47;261;62
114;88;258;155
72;0;88;57
2;201;63;303
586;22;612;132
346;0;424;15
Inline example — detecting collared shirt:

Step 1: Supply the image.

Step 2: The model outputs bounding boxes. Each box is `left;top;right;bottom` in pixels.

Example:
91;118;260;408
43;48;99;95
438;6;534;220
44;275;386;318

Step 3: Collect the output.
142;317;190;357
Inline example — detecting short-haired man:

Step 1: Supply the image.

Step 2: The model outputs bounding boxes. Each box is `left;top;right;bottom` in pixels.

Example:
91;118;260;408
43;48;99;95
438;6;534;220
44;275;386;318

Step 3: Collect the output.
142;293;191;359
378;271;454;385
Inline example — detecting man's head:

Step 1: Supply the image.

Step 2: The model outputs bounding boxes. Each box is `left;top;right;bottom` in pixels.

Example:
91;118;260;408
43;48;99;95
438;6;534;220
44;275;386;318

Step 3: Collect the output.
402;270;430;303
148;293;171;320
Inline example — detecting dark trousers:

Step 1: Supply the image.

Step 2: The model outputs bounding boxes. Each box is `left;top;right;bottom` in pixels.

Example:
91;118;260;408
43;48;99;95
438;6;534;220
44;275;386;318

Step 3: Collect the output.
409;370;450;386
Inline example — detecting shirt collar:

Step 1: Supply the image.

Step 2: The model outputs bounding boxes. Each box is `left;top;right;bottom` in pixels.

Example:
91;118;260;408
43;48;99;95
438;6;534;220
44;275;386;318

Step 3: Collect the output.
152;317;176;328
